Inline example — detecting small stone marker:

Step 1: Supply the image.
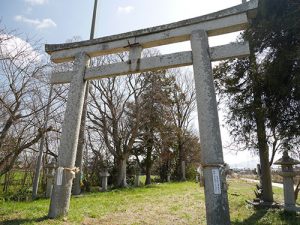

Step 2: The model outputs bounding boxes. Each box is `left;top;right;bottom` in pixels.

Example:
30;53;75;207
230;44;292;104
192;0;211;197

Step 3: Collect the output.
100;170;110;192
44;159;56;198
197;166;205;187
167;173;171;182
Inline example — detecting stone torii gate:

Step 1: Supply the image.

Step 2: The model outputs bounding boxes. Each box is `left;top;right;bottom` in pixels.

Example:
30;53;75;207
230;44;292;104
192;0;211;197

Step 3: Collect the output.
46;1;258;224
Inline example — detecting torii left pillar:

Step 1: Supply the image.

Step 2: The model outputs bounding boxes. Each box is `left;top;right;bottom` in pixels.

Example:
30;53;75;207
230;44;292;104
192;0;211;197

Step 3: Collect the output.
48;53;89;218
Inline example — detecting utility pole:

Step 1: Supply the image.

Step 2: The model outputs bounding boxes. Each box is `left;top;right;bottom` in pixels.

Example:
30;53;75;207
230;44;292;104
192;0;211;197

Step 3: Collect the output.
90;0;98;40
72;0;99;195
32;85;53;199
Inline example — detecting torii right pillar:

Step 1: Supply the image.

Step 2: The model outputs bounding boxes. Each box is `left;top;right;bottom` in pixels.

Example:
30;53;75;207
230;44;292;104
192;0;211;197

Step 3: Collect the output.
191;30;230;225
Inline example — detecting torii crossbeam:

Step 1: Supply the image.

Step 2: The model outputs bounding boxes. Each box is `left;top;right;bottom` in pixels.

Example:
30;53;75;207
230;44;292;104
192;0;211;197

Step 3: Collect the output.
46;1;258;224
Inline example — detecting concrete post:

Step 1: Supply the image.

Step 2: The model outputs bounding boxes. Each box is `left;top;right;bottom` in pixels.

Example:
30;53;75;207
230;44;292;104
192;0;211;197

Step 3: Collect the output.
190;30;230;225
100;171;110;192
48;53;89;218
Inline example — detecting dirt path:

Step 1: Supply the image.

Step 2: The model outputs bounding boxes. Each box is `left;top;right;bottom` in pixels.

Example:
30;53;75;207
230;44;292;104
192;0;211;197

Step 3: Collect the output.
240;178;296;188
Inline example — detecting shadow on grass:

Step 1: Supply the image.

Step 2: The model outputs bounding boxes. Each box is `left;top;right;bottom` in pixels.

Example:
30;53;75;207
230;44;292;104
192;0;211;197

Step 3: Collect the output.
231;209;268;225
278;210;300;225
1;216;48;225
232;209;300;225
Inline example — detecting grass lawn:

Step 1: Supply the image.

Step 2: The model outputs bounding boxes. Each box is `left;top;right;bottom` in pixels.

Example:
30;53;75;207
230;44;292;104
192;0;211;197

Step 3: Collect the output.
0;179;299;225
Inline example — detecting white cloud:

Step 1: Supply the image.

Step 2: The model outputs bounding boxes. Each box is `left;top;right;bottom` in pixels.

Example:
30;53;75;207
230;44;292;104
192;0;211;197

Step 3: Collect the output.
26;7;33;14
117;6;134;14
14;15;57;29
24;0;48;5
0;34;41;63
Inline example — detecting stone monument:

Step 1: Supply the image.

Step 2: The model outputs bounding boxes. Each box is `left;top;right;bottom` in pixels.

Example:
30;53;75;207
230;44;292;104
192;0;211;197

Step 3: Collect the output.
100;169;110;192
44;159;56;198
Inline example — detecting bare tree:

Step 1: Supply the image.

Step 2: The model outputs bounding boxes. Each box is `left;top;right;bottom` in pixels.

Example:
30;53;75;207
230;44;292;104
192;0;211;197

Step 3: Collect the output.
0;29;53;176
87;54;144;187
168;69;196;180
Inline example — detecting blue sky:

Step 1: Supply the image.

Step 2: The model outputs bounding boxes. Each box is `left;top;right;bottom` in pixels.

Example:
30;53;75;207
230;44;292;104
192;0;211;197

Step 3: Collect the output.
1;0;242;45
0;0;260;167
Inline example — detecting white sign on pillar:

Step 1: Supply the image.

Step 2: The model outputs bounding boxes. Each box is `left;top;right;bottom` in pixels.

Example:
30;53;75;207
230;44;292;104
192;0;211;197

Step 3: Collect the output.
212;169;221;194
56;167;64;186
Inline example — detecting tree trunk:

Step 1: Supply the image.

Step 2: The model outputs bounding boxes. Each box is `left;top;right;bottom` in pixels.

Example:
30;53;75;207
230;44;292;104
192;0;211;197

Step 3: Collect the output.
115;157;127;187
3;172;10;193
159;161;168;182
257;139;273;203
249;39;274;203
0;153;19;177
145;145;152;185
177;138;186;181
254;98;274;203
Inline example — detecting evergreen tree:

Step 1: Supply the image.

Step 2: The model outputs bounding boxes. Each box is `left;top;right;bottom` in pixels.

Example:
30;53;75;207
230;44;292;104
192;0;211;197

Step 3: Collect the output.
214;0;300;203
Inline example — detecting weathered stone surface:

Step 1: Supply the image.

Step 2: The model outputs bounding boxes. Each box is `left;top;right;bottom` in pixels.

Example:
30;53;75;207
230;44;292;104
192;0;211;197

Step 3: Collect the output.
191;30;230;225
46;0;257;63
45;1;258;223
275;151;300;211
100;171;110;192
135;174;140;187
50;42;249;84
48;53;89;218
46;176;54;198
45;160;56;198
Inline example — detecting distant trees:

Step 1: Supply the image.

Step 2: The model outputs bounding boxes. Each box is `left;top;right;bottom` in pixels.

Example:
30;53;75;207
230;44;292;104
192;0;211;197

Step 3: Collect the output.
85;51;200;187
0;26;70;197
0;26;201;194
137;71;174;185
0;29;53;176
213;0;300;203
87;53;145;187
169;69;196;181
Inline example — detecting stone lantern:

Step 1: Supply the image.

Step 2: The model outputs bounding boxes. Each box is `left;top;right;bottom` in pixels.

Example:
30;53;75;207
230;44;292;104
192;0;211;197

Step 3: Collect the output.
274;151;300;211
44;159;56;198
100;169;110;192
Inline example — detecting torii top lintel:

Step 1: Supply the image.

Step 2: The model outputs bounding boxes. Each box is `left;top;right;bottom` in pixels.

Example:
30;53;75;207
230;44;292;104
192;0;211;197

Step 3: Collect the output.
45;0;258;63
